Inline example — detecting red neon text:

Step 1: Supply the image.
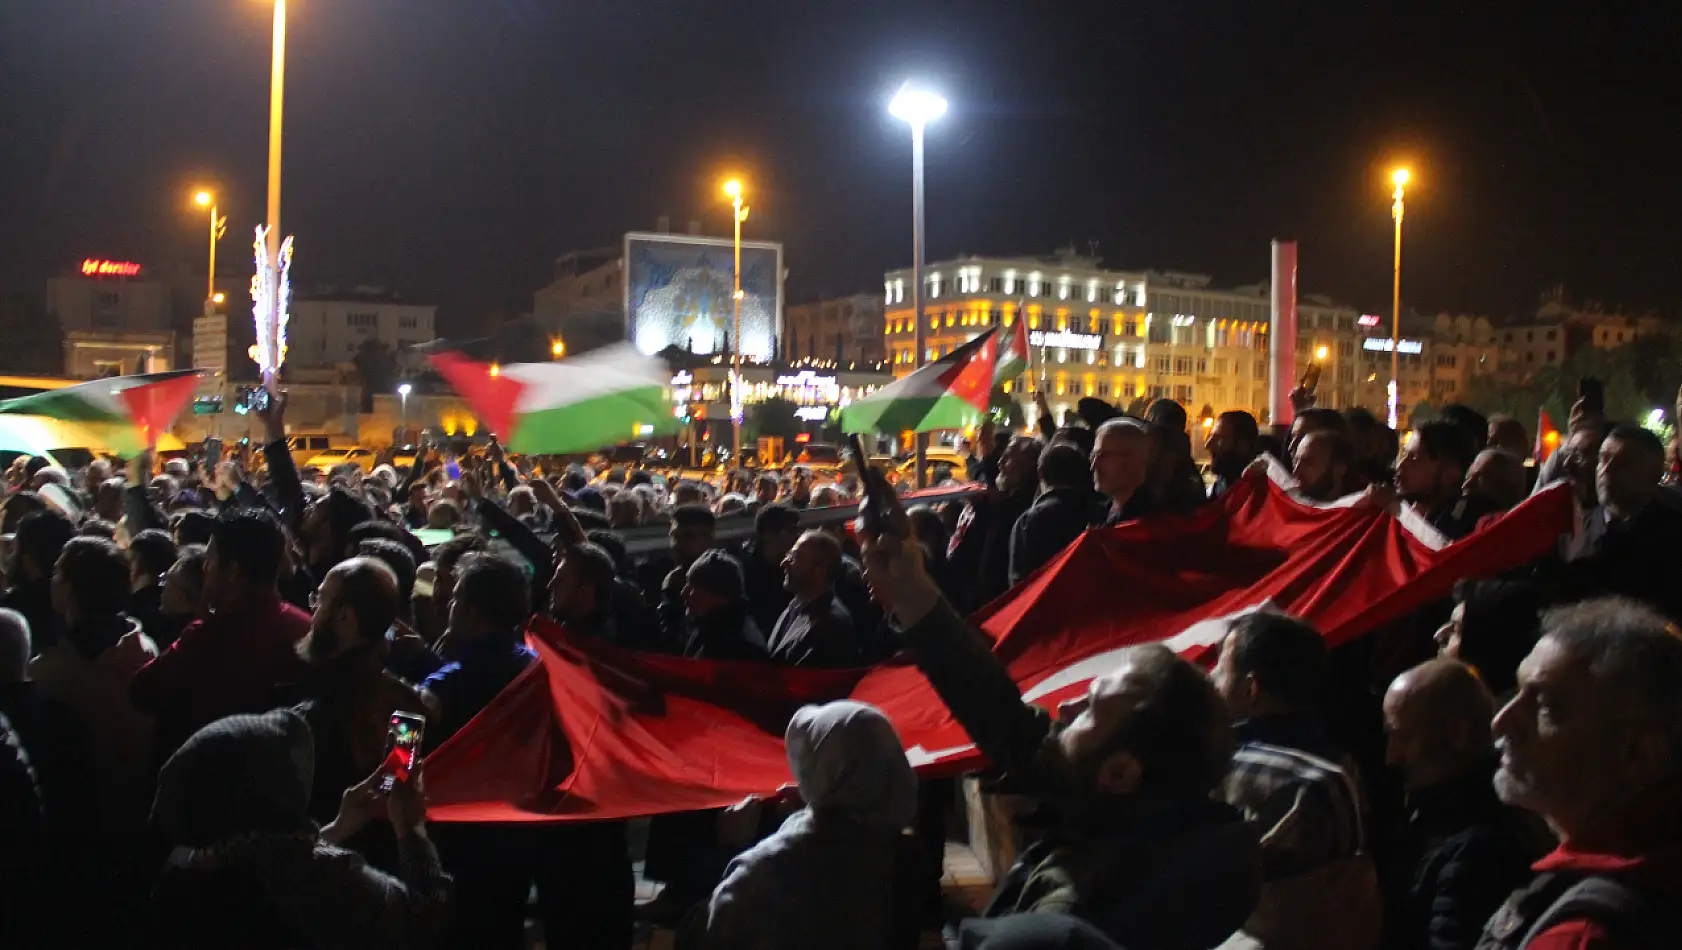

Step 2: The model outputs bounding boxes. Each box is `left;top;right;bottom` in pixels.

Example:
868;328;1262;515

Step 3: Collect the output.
81;259;142;277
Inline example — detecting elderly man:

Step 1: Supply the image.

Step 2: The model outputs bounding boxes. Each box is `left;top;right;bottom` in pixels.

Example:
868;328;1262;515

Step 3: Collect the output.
1560;425;1682;620
1483;598;1682;948
766;530;856;668
1463;448;1529;516
1091;419;1158;525
1383;659;1540;950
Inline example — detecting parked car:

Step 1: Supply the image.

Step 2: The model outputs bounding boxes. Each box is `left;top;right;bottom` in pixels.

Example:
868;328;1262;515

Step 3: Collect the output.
304;446;377;473
895;450;969;486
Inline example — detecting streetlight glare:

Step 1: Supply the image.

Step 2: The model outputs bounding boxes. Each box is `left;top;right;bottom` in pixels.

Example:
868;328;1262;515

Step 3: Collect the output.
1392;168;1410;187
397;383;412;396
1315;345;1329;360
889;85;948;125
722;179;742;200
193;190;213;207
550;339;566;357
212;292;226;304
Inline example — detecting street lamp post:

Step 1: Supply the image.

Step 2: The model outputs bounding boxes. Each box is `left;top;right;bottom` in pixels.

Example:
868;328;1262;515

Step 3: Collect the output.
1389;167;1409;429
889;84;947;488
259;0;288;394
398;382;412;439
193;191;227;311
723;179;749;469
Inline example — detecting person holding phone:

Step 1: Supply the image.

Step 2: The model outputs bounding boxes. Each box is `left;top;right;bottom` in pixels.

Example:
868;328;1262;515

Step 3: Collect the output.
150;708;451;948
854;474;1259;949
290;557;426;871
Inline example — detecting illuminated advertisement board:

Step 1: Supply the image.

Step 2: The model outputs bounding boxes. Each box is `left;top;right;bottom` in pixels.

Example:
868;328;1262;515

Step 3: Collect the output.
1363;337;1423;354
624;232;782;361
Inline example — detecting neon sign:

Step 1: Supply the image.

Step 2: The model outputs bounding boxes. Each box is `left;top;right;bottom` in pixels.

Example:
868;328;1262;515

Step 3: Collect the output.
1363;337;1422;354
81;259;141;277
776;370;837;389
1357;314;1382;327
1029;330;1101;351
794;406;829;422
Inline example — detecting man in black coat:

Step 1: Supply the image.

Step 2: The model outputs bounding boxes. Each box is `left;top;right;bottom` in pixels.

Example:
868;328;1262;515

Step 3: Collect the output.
737;503;800;635
947;435;1042;611
1381;659;1542;950
766;529;856;668
1009;443;1098;587
1560;425;1682;622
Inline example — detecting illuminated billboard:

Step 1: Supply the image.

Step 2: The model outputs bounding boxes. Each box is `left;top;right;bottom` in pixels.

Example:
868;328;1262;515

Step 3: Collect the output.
624;232;782;361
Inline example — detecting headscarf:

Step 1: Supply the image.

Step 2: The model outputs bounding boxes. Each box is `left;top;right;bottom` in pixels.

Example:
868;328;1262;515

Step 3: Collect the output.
784;700;916;831
151;709;317;849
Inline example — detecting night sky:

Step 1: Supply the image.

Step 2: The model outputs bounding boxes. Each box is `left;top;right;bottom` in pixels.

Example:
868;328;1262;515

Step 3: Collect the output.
4;2;1680;335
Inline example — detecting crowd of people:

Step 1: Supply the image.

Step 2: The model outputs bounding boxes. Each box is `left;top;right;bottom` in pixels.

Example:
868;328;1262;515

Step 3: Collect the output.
0;381;1678;950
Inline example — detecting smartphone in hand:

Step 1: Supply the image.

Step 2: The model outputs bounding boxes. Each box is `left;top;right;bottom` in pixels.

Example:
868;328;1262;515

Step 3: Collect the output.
847;434;900;540
378;712;426;794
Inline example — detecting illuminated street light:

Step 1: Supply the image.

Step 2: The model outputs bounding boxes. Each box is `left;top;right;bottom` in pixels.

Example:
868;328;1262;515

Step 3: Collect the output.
398;381;412;435
722;177;750;466
191;189;227;309
889;82;947;487
550;338;566;358
212;292;226;304
1388;165;1411;428
1315;345;1329;361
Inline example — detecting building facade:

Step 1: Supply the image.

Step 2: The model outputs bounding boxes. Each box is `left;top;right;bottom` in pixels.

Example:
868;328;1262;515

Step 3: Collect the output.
882;253;1373;427
48;261;177;378
532;248;624;356
288;289;436;368
784;294;886;366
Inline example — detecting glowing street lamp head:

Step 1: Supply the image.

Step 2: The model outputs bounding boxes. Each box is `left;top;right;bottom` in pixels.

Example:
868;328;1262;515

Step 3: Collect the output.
193;190;213;208
397;382;412;397
889;85;948;126
550;339;566;357
1391;168;1410;188
212;292;226;304
1315;345;1329;361
722;179;742;201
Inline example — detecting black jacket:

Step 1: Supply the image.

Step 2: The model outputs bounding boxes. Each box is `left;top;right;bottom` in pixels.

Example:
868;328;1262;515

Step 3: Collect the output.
1009;486;1098;586
1388;763;1543;950
737;540;793;636
947;485;1037;612
767;591;857;668
900;598;1260;948
682;602;768;662
0;578;58;655
1559;500;1682;622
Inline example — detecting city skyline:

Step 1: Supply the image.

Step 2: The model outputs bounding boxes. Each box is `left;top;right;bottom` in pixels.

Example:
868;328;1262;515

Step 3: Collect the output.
3;2;1679;337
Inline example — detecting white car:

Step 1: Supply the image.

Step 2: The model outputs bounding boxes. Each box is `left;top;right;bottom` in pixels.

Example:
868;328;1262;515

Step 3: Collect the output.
304;446;376;473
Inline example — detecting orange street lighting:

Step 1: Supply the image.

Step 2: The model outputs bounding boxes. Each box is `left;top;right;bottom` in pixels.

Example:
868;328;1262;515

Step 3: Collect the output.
1315;345;1329;361
722;177;750;466
190;189;227;307
1387;165;1411;428
193;190;213;208
550;338;566;358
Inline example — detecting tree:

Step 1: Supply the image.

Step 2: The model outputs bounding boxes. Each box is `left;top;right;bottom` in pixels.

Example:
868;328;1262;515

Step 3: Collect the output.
351;339;398;413
750;396;803;442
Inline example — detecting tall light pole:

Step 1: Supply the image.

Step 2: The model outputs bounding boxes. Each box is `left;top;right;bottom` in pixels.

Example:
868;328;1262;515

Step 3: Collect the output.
193;190;227;310
255;0;290;395
1389;167;1409;429
723;178;749;468
889;83;947;488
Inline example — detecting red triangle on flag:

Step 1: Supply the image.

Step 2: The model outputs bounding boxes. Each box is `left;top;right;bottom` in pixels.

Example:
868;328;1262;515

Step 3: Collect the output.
939;332;998;412
429;351;528;440
116;373;202;445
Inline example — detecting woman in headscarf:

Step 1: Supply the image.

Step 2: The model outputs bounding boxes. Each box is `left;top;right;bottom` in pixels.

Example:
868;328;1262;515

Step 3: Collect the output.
149;709;452;949
701;700;923;950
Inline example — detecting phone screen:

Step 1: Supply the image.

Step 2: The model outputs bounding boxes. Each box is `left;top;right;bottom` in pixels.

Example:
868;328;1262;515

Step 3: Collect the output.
378;712;426;793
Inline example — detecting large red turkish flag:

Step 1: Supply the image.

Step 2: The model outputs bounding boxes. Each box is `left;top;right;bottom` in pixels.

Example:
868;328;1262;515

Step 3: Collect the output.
425;468;1573;822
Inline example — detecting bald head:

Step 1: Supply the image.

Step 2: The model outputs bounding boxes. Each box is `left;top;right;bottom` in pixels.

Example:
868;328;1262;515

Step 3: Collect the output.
1464;448;1528;513
1384;658;1496;791
0;609;28;682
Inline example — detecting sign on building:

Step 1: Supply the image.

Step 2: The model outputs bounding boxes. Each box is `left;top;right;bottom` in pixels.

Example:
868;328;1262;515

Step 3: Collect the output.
623;232;782;361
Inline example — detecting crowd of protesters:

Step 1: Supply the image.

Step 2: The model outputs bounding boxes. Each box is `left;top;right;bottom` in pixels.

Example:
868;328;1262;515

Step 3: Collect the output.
0;378;1679;950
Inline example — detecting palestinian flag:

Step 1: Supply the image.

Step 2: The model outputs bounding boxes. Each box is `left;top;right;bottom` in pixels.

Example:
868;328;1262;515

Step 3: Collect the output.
841;328;997;435
993;307;1030;387
429;344;678;454
0;369;204;455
